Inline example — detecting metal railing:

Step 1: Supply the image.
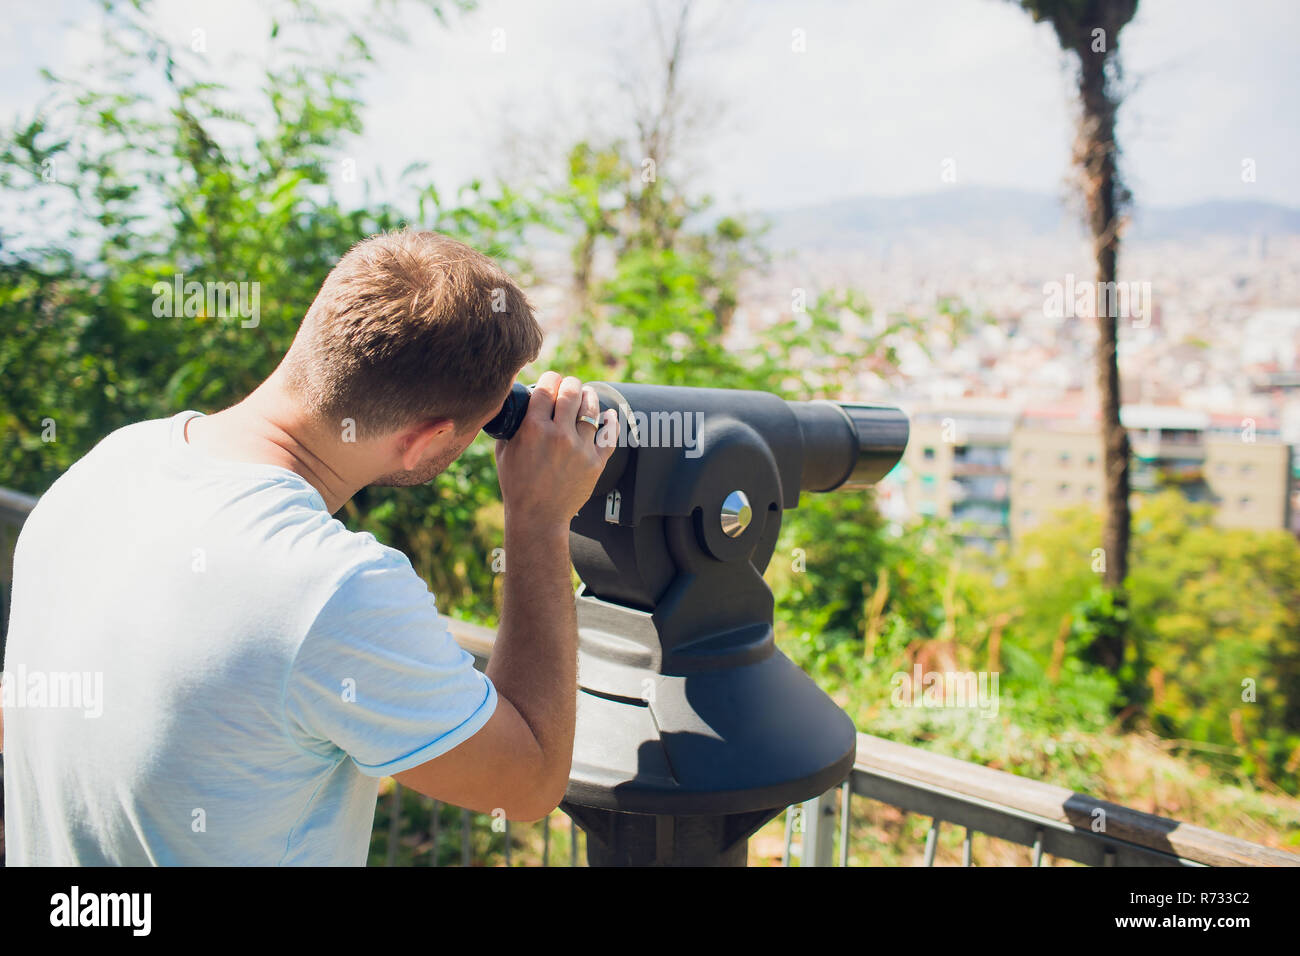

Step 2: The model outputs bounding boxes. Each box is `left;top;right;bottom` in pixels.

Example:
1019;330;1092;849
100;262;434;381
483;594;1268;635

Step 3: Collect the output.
369;787;587;867
794;736;1298;867
2;489;1297;867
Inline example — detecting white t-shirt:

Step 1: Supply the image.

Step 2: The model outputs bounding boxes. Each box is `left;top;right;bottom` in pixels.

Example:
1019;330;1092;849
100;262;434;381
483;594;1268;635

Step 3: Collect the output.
2;411;497;865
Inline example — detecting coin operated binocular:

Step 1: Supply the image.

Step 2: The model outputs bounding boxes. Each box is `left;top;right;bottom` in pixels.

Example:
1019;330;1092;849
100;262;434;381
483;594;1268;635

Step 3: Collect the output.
486;382;908;865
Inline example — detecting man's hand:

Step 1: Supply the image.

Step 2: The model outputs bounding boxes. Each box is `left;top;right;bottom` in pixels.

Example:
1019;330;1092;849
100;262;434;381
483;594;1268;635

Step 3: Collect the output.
494;372;616;526
393;373;617;820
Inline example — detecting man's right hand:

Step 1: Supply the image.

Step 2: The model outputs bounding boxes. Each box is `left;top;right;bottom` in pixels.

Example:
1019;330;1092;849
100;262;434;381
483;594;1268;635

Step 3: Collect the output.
494;371;616;527
392;372;617;821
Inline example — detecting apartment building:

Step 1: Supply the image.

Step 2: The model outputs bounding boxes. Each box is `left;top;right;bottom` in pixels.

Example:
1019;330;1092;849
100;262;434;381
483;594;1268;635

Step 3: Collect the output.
903;404;1294;541
1009;413;1103;539
1203;417;1293;531
901;406;1016;548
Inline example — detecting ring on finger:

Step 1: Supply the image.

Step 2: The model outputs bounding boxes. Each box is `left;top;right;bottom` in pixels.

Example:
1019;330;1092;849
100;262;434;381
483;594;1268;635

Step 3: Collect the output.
578;414;600;429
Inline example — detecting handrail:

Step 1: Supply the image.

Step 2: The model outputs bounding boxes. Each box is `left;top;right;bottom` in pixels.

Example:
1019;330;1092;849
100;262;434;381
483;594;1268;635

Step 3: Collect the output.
849;733;1298;867
444;617;496;664
0;488;38;525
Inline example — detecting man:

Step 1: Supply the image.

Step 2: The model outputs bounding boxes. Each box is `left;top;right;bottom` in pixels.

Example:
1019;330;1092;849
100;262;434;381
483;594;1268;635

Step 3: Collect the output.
0;229;615;865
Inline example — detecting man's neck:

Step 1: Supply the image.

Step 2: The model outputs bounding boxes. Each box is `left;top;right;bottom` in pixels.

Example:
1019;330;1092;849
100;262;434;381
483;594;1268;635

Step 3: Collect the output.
184;374;360;514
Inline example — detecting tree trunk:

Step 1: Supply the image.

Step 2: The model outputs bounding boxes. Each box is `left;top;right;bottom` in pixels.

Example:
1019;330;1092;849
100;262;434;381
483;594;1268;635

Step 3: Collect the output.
1077;45;1130;672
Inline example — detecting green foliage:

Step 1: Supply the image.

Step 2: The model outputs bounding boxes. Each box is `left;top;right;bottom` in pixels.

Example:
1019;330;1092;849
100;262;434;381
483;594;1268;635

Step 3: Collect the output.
969;493;1299;788
1128;492;1300;784
545;138;772;390
778;488;1300;796
769;492;889;644
598;245;747;387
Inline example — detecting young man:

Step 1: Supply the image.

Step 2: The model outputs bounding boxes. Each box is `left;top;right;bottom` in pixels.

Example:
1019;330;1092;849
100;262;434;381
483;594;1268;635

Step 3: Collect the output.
0;229;615;865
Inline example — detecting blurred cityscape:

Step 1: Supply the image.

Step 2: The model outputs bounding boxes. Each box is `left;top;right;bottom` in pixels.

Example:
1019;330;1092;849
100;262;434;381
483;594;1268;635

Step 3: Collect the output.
531;190;1300;545
803;231;1297;542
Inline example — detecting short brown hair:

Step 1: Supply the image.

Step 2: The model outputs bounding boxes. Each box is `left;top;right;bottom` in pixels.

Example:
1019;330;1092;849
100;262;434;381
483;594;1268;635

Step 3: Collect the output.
282;229;542;437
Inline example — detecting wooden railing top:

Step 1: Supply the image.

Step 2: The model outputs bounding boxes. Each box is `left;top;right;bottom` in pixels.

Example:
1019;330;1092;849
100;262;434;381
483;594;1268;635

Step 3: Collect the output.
0;488;38;525
853;732;1298;867
444;616;497;663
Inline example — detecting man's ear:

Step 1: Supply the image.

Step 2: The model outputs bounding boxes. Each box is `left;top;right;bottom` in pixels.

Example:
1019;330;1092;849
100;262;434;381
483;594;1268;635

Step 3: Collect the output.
399;419;455;471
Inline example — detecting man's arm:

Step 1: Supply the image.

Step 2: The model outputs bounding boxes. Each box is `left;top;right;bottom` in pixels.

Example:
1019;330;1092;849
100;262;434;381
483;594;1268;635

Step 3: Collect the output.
393;373;613;820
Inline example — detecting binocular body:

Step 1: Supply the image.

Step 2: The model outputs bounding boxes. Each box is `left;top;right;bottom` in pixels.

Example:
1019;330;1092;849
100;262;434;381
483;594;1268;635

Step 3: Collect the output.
485;379;906;488
486;381;909;863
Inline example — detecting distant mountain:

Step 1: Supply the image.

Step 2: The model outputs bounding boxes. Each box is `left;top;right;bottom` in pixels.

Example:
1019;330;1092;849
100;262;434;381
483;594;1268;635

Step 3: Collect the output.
1131;199;1300;239
760;187;1300;250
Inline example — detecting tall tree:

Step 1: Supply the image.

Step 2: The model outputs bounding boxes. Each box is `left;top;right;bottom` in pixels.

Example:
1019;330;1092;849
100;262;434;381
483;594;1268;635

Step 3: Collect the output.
1014;0;1139;673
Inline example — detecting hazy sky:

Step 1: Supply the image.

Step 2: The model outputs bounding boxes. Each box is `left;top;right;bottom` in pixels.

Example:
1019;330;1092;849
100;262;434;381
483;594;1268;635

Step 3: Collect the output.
4;0;1298;213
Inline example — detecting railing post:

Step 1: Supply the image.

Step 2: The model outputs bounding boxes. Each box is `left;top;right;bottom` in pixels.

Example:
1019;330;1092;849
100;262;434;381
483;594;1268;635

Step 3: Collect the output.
782;807;795;867
461;808;471;866
924;818;941;866
428;798;440;867
801;788;838;867
386;783;402;866
838;780;852;867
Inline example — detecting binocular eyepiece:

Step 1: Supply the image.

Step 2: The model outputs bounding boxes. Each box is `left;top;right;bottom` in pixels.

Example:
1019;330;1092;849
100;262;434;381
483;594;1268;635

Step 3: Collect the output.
482;382;534;441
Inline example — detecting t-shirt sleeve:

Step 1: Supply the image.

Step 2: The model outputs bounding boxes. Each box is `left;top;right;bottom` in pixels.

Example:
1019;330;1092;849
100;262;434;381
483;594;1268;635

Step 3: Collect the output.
282;551;497;776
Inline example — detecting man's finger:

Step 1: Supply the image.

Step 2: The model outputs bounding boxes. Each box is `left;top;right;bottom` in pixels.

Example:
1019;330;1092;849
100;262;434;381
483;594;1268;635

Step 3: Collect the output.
527;371;562;423
594;409;618;461
553;376;584;426
576;387;601;431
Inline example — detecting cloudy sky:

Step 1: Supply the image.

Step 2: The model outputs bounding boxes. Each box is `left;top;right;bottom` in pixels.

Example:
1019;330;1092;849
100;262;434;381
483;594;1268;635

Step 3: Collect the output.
4;0;1297;214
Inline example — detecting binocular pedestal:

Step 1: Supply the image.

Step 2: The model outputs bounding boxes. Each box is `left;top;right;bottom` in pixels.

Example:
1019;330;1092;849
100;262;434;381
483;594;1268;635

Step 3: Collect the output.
558;591;856;866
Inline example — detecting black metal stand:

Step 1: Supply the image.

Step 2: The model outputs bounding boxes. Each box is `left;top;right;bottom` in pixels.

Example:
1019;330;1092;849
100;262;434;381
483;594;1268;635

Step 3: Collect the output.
562;804;780;867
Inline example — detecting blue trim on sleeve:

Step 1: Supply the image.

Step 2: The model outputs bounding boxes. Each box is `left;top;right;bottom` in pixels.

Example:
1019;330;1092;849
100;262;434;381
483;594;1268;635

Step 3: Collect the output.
349;675;499;778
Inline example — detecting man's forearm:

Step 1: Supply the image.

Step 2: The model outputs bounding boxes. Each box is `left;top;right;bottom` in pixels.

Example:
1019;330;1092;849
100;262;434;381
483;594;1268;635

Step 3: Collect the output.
487;515;578;798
